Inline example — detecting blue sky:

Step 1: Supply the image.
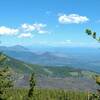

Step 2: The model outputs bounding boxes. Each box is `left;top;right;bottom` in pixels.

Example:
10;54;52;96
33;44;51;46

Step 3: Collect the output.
0;0;100;47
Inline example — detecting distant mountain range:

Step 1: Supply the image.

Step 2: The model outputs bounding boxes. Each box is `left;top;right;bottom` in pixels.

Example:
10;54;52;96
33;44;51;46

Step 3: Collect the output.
0;45;100;73
0;45;29;52
0;45;70;66
0;53;97;78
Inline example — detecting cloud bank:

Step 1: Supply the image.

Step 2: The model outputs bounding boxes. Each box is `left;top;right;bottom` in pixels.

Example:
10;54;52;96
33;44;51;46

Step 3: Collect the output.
58;14;89;24
0;26;18;35
0;23;48;38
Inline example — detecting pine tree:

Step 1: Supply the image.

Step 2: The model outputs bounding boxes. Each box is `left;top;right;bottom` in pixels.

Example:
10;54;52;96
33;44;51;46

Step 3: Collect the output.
27;72;36;100
85;29;100;42
85;29;100;99
0;53;13;100
0;52;7;65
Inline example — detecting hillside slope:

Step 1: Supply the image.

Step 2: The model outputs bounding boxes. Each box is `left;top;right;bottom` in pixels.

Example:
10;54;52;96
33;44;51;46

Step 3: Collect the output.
0;53;99;91
0;53;98;78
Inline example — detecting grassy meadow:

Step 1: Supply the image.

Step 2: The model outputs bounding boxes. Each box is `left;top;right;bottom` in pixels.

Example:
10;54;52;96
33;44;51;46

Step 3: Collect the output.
4;88;91;100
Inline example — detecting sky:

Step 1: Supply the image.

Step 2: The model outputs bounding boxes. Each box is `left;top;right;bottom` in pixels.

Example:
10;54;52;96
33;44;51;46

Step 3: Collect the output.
0;0;100;47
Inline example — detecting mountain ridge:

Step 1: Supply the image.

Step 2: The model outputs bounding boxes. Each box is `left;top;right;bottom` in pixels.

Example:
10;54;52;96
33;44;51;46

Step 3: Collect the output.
1;45;100;73
0;53;98;78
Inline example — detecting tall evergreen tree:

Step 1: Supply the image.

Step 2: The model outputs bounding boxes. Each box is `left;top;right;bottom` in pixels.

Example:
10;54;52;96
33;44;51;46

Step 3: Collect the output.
0;53;13;100
27;72;36;100
85;29;100;42
85;29;100;99
85;29;100;84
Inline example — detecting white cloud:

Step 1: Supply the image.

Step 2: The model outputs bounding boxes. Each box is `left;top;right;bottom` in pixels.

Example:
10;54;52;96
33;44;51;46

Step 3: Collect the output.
21;24;35;31
58;14;89;24
38;30;48;34
18;33;32;38
0;26;18;35
21;23;47;34
34;23;46;30
0;22;48;38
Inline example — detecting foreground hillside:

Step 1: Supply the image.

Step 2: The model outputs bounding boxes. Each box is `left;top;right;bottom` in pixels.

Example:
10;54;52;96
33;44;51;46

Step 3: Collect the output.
0;53;99;91
0;53;100;100
5;88;90;100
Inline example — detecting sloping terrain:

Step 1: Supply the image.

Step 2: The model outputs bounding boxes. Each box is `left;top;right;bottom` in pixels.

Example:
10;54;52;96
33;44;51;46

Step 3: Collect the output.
0;53;99;91
0;53;97;78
